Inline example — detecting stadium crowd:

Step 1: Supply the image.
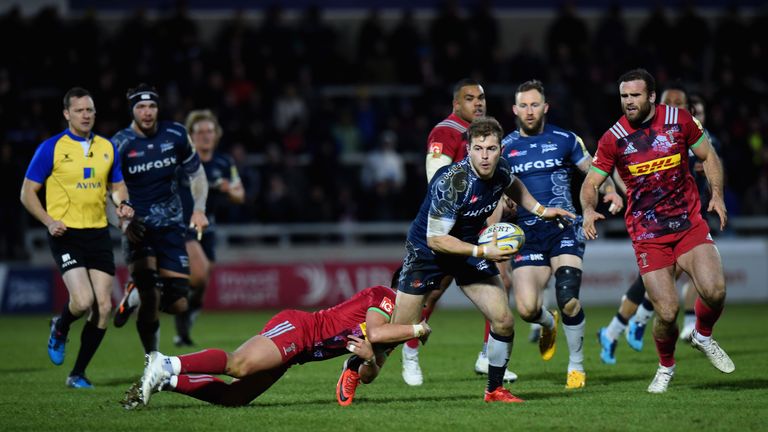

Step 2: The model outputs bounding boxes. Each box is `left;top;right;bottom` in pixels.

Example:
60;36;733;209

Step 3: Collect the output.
1;2;768;260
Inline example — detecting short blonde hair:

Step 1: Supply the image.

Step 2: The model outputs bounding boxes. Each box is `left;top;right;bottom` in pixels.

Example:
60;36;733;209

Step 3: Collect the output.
185;109;222;138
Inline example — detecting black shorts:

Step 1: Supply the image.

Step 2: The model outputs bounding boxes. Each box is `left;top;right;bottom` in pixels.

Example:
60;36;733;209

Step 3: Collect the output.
398;240;499;295
48;228;115;275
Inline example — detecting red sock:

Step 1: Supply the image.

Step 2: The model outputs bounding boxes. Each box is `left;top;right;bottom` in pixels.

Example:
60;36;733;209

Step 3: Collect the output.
694;297;723;337
653;327;679;368
178;349;228;374
483;320;491;343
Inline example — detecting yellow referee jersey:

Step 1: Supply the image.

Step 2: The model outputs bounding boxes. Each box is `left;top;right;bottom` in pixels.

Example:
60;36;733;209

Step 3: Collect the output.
24;129;123;228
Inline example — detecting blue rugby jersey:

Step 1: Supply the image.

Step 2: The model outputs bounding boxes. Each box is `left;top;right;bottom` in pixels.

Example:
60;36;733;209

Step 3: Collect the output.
113;121;201;228
406;157;515;251
178;152;240;226
501;124;589;224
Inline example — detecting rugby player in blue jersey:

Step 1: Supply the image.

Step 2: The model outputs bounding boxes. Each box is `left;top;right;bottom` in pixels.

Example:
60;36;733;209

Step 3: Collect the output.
174;109;245;347
112;84;209;354
393;116;575;403
499;80;623;389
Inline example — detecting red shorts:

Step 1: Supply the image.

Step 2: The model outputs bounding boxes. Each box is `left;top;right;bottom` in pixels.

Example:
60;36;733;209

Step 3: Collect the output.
260;310;314;363
632;218;714;275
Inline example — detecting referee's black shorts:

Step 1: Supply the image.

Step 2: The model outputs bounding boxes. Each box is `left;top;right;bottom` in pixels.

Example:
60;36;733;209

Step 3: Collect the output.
48;227;115;275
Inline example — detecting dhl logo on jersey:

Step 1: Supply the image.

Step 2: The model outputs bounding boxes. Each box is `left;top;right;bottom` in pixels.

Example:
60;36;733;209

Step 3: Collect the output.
628;154;681;176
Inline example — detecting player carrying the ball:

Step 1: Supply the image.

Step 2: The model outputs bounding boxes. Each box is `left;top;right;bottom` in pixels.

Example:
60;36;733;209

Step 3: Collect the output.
393;116;574;403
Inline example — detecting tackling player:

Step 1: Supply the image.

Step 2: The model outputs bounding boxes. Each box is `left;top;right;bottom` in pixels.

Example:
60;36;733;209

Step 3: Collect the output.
123;270;431;408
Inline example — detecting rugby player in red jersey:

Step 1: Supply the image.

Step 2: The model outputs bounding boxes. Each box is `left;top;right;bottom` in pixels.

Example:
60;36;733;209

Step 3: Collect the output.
581;68;734;393
123;271;430;408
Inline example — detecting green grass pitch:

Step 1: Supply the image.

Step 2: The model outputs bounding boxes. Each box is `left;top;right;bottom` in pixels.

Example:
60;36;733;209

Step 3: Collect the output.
1;304;766;431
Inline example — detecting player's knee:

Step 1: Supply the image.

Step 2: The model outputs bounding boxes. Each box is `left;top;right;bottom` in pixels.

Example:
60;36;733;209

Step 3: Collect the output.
491;310;515;335
159;277;190;314
68;295;93;314
655;303;678;324
226;353;251;378
517;303;539;322
555;266;582;316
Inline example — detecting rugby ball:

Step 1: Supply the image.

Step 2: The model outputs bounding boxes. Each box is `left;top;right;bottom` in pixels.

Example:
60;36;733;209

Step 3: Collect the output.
478;222;525;252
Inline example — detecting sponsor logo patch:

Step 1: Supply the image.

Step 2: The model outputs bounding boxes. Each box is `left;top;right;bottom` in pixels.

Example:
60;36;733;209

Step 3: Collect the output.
379;297;395;314
430;142;444;158
627;154;681;176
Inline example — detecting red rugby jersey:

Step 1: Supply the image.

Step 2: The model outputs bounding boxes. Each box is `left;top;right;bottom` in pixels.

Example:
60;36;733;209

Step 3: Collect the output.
592;104;706;242
426;112;469;162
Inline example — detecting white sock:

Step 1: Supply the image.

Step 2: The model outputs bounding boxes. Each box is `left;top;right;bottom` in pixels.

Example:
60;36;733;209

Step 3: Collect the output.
403;344;419;357
168;375;178;389
480;342;488;356
634;303;654;325
693;329;711;345
563;318;585;372
169;356;182;375
535;308;555;330
606;316;626;341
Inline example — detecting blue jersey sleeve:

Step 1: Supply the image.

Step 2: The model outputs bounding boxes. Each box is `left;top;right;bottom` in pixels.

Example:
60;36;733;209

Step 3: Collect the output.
426;168;468;235
569;133;590;166
108;139;124;183
25;138;56;183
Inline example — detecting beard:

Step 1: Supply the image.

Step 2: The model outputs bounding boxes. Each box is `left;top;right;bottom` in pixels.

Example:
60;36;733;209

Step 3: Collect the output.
518;116;544;136
625;101;653;128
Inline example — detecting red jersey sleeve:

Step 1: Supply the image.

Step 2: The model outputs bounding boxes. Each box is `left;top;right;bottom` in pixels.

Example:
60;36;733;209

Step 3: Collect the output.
678;108;705;149
427;127;465;162
590;132;618;177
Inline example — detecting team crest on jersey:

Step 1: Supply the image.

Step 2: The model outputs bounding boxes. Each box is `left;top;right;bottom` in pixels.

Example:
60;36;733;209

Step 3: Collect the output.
430;142;444;158
161;142;174;153
639;253;649;268
651;134;674;153
542;143;558;153
379;297;395;314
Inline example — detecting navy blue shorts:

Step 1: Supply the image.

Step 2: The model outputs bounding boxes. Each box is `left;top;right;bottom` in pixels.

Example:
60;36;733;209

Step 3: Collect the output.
123;224;189;274
184;227;217;262
511;217;585;268
398;240;499;295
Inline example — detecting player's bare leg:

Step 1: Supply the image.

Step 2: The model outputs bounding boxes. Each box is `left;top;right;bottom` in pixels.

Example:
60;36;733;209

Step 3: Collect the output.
175;240;210;347
512;266;557;360
475;261;517;382
392;290;427;386
460;277;522;402
676;244;734;373
679;279;698;341
642;267;679;393
551;254;586;389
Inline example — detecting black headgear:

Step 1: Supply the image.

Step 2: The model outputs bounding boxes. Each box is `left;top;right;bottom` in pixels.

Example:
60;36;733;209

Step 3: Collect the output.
127;84;160;111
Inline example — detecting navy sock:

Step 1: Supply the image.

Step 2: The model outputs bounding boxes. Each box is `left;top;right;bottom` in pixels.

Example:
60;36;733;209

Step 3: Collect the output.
137;320;160;354
642;297;655;311
616;312;628;325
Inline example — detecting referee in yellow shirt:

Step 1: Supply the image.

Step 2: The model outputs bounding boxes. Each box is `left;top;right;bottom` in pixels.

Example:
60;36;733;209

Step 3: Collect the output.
20;87;134;388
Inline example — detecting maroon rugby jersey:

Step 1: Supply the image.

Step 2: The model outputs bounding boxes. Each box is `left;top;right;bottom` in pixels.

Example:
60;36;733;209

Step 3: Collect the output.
591;104;706;241
296;286;396;363
426;112;469;162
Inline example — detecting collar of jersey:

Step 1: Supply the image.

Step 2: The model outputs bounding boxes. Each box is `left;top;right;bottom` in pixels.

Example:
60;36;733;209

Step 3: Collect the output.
65;129;93;142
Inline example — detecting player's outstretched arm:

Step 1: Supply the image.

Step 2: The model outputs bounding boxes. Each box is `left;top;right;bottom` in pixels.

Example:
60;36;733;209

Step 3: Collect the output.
578;157;623;215
580;170;608;240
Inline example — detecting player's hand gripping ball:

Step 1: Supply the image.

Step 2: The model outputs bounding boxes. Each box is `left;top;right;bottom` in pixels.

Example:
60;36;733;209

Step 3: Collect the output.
478;222;525;252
